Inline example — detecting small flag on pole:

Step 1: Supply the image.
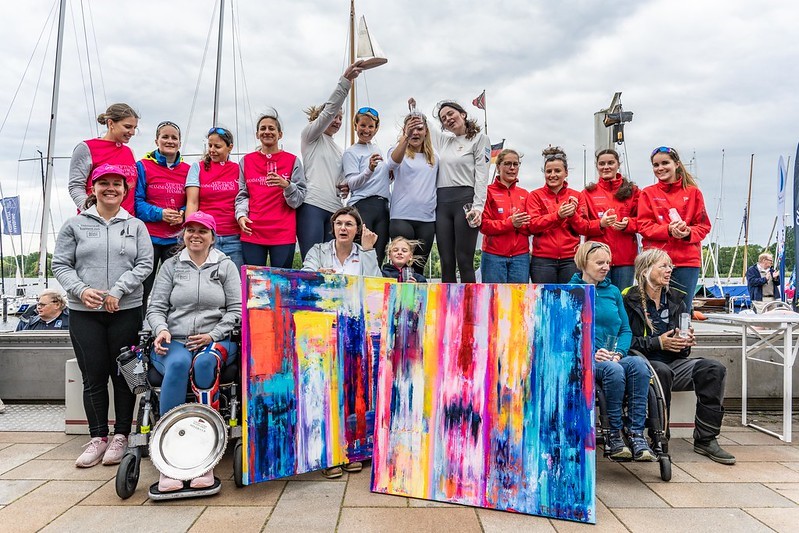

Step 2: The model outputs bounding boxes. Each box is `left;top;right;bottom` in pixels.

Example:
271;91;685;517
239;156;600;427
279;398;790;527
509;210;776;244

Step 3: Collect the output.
490;140;505;165
472;90;486;110
1;196;22;236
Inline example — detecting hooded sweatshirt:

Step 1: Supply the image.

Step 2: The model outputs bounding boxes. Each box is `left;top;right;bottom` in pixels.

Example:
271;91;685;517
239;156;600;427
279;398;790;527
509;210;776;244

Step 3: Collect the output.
146;248;242;342
569;272;631;356
52;206;154;311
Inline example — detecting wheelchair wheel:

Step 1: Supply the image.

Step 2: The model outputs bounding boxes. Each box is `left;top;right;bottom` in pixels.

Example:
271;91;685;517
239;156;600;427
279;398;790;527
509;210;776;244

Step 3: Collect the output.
659;455;672;482
233;439;244;488
116;453;140;499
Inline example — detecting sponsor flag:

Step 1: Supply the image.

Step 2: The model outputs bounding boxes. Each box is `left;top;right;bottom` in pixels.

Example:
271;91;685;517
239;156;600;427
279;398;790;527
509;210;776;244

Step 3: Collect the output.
793;143;799;308
777;156;787;300
472;90;486;110
1;196;21;236
490;140;505;165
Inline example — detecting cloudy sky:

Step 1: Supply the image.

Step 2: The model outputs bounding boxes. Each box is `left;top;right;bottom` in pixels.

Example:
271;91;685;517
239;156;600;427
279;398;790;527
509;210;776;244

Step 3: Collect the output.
1;0;797;266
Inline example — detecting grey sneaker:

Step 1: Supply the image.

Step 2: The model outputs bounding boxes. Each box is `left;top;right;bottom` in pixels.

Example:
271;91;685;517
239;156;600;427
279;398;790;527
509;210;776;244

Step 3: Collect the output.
629;433;656;462
694;438;736;465
76;437;108;468
102;434;128;466
606;430;632;460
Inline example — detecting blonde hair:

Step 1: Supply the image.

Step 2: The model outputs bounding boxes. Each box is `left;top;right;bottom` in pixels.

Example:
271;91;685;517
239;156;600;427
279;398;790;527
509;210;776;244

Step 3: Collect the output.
758;252;774;262
574;241;611;271
386;236;424;267
633;248;673;331
400;114;435;166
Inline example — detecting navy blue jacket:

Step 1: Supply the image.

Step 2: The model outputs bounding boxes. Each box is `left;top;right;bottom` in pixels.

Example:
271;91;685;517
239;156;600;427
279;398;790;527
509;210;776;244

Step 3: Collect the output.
746;263;781;301
16;310;69;331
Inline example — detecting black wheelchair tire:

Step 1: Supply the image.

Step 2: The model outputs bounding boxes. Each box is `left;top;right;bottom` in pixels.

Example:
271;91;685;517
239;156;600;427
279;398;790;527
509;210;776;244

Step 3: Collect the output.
659;455;672;482
116;453;140;499
233;439;244;488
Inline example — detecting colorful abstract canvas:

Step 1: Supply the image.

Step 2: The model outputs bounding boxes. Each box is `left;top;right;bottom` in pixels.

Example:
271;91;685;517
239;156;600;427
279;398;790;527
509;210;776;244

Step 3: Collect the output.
240;267;391;485
372;283;596;523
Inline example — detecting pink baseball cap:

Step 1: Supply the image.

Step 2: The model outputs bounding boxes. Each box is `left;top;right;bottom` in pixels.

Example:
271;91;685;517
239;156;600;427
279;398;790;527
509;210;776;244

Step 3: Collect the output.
183;211;217;233
91;163;129;183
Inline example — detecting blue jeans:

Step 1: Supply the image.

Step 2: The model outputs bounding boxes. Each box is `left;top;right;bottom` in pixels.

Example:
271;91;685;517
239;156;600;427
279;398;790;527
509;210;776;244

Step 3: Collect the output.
296;203;334;260
609;266;635;291
215;234;243;271
670;267;700;313
150;339;238;414
480;252;530;283
595;355;651;433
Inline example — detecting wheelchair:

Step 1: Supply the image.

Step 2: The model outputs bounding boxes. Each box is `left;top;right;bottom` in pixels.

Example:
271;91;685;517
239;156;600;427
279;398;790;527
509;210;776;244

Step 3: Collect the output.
114;328;244;501
595;351;672;481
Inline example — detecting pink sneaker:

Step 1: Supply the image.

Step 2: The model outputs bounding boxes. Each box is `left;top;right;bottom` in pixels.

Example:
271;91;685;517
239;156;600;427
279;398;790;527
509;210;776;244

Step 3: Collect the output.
190;469;215;489
75;437;108;468
158;473;184;492
102;434;128;466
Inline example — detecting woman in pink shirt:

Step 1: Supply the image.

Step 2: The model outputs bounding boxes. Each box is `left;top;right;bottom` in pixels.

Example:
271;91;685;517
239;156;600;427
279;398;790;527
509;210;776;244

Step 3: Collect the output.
68;103;139;214
185;127;243;269
236;109;307;268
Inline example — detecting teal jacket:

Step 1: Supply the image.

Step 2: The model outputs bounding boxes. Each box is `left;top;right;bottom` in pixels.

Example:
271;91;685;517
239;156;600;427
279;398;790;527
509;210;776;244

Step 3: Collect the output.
569;272;632;356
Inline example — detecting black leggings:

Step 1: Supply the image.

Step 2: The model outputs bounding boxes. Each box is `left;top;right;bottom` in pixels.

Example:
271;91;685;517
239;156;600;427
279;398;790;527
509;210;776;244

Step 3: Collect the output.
436;186;479;283
142;242;178;320
241;242;296;269
354;196;390;265
296;203;334;260
69;307;141;437
389;218;435;275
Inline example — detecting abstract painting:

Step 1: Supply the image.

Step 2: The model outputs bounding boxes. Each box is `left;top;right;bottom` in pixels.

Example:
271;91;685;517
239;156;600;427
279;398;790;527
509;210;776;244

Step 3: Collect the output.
371;283;596;523
240;267;391;485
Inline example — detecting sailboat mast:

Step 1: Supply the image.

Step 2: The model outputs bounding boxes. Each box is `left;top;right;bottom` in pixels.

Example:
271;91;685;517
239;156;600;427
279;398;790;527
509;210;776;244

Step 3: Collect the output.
348;0;356;146
38;0;67;286
742;154;754;278
212;0;225;126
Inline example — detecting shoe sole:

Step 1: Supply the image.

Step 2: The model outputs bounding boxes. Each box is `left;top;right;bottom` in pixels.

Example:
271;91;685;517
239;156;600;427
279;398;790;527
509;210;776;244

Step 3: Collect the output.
693;446;736;465
76;456;103;468
609;449;632;460
322;469;343;479
634;450;657;462
102;458;123;466
342;465;363;473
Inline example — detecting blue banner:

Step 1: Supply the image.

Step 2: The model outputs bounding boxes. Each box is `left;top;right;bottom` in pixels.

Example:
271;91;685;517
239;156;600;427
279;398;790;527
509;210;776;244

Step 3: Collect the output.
1;196;21;236
793;144;799;308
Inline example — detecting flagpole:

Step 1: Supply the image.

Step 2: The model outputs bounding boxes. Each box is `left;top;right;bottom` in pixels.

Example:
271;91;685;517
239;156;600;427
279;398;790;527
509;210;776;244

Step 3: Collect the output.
482;89;487;136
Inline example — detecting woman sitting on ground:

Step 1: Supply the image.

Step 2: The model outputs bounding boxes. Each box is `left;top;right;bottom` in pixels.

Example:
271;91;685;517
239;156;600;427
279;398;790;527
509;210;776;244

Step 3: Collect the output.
623;248;735;465
146;211;242;491
570;241;655;461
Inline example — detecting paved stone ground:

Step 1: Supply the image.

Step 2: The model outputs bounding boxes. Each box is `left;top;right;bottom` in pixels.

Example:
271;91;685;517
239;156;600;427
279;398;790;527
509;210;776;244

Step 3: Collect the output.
0;408;798;532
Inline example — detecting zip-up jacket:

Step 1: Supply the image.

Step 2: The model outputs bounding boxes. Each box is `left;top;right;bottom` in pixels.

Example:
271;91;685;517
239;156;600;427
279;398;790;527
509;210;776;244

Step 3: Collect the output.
569;272;631;356
52;206;153;311
578;175;640;266
381;263;427;283
637;179;711;267
480;178;530;257
146;248;241;342
622;286;690;364
525;183;601;259
135;150;189;244
746;263;781;301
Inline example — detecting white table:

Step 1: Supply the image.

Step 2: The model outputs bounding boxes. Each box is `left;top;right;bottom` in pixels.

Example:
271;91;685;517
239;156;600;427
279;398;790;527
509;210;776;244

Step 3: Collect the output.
706;312;799;442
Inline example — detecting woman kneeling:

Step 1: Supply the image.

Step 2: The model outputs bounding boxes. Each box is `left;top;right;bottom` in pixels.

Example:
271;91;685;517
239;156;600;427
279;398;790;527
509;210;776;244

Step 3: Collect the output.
571;241;655;461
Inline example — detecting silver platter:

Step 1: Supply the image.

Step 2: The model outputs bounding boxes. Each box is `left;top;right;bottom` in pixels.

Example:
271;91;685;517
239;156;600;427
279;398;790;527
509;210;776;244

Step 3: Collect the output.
149;404;228;481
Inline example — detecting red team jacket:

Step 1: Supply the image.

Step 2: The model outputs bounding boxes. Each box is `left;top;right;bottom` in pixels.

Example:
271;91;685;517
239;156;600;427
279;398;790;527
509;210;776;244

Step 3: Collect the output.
480;179;531;257
578;175;640;266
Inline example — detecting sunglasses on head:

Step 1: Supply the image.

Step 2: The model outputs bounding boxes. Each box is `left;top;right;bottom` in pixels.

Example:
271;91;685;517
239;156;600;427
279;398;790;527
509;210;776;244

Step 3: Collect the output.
357;107;379;118
157;121;180;134
208;127;230;137
651;146;677;157
587;242;606;254
545;153;567;162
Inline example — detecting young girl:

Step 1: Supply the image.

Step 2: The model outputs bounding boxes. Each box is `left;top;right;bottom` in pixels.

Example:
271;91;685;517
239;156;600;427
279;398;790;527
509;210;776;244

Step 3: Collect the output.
342;107;390;264
387;114;438;274
381;236;427;283
185;127;242;269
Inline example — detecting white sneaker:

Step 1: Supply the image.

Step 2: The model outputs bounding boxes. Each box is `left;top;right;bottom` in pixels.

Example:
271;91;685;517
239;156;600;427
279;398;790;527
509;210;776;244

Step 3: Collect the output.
75;437;108;468
0;398;5;413
102;434;128;465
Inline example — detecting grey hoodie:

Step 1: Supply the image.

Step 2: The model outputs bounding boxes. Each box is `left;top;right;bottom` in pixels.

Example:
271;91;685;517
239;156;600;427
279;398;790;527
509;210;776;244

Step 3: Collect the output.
146;248;242;342
52;206;154;312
